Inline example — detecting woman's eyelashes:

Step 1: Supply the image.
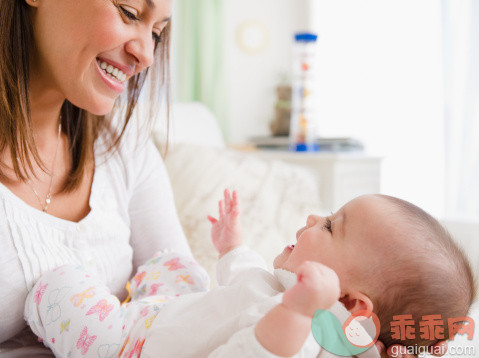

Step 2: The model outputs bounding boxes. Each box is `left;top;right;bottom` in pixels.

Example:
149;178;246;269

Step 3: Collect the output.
120;5;139;20
119;6;162;44
152;32;162;44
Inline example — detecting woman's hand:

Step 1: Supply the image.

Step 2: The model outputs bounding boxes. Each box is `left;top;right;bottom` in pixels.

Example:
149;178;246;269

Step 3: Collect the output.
208;189;243;257
376;340;448;357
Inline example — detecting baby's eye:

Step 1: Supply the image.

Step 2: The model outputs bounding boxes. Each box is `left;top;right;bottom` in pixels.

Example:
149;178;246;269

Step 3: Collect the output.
322;218;332;233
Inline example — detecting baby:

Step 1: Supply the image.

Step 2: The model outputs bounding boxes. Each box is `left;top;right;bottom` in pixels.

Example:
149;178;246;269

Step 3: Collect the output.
24;191;476;358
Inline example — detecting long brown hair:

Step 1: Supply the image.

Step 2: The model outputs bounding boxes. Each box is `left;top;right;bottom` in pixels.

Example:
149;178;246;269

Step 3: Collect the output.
0;0;170;193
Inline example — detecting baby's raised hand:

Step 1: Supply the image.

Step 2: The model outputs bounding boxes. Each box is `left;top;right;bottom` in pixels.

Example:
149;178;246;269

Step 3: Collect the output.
282;261;340;317
208;189;243;258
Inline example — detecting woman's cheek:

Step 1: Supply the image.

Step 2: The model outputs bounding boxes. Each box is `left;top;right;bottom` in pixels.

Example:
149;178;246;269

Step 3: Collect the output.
84;6;129;51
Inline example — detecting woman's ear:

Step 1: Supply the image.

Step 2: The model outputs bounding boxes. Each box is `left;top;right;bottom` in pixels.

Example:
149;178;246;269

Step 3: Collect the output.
25;0;39;7
339;291;373;313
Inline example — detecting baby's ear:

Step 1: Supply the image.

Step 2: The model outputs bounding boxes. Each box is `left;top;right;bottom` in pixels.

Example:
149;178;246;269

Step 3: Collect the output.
339;291;373;314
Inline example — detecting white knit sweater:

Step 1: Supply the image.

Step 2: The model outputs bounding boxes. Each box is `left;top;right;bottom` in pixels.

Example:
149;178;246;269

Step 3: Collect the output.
0;132;192;355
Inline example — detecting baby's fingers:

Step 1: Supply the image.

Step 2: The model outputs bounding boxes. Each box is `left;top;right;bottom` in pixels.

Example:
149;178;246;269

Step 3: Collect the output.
298;262;339;294
207;215;218;224
219;200;225;219
224;189;232;213
231;190;240;217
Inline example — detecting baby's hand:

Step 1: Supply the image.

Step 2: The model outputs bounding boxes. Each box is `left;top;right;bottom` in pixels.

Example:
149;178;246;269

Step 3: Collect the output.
282;261;340;317
208;189;243;258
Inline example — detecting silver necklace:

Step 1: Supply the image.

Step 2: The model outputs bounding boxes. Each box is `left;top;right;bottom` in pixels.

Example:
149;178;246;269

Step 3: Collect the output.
17;121;62;213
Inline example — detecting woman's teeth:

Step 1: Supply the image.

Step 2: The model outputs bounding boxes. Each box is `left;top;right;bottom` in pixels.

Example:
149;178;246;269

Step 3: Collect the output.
97;59;127;82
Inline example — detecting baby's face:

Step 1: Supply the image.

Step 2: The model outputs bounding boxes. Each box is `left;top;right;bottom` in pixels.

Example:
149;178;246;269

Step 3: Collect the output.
274;195;394;291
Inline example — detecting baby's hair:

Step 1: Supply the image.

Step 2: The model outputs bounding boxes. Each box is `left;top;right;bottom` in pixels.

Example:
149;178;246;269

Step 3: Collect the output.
371;195;476;349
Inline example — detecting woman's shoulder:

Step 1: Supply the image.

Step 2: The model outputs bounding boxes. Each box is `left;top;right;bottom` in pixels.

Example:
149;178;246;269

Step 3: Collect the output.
97;122;161;160
95;125;166;192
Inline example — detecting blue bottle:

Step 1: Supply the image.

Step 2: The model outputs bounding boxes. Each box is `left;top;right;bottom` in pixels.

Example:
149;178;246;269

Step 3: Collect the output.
289;32;319;152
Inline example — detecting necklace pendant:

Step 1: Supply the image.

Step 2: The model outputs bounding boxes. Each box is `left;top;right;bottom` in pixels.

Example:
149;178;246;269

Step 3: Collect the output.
46;197;51;205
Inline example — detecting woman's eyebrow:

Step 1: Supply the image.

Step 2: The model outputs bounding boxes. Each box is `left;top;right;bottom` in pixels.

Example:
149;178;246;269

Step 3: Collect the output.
144;0;155;9
143;0;171;22
142;0;170;22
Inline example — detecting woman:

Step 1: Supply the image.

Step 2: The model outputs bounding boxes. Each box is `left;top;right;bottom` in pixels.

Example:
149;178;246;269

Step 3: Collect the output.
0;0;191;355
0;0;448;357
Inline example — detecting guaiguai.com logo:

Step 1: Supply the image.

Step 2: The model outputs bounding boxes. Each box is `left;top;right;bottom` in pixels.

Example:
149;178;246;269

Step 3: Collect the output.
312;310;476;356
312;309;380;356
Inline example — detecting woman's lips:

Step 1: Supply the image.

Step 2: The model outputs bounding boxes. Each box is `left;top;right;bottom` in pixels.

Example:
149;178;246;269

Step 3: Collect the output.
95;59;125;93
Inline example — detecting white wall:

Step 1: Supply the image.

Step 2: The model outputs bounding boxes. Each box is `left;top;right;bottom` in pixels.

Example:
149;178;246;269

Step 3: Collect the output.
170;0;447;218
222;0;310;143
310;0;445;217
221;0;446;217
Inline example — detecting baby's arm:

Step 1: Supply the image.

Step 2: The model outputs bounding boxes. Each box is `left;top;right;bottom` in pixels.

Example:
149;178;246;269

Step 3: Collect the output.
210;190;272;287
255;261;340;357
208;189;243;258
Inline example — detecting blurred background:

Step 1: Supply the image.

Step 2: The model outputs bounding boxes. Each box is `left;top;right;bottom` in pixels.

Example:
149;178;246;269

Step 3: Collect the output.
165;0;478;225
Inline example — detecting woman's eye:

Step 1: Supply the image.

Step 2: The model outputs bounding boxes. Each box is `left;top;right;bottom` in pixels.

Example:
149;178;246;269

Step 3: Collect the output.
120;6;138;21
152;32;161;44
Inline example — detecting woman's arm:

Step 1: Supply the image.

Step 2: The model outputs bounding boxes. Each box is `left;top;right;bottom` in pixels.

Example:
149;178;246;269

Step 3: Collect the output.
127;139;192;271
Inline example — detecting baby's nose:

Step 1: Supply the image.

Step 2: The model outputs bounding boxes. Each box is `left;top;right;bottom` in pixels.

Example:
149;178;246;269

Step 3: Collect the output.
306;215;319;227
296;226;306;240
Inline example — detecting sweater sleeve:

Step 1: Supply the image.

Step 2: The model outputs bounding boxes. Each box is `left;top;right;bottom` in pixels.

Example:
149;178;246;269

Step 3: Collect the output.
216;246;268;286
126;138;193;271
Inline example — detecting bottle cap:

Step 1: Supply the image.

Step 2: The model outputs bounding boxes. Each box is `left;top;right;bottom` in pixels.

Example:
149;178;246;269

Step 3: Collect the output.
294;32;318;42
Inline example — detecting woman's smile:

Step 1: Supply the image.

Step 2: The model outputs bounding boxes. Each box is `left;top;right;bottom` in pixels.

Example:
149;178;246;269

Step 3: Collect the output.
94;56;135;94
95;59;125;93
96;58;128;83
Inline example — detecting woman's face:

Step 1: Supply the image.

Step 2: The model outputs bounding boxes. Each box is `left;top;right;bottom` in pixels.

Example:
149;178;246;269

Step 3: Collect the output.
28;0;172;115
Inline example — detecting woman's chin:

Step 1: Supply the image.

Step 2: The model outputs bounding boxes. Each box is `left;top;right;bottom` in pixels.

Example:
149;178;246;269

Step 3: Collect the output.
86;101;116;116
76;102;115;116
68;92;118;116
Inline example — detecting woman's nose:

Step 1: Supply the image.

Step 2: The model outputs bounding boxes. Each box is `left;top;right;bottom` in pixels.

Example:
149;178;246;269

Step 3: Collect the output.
124;32;155;70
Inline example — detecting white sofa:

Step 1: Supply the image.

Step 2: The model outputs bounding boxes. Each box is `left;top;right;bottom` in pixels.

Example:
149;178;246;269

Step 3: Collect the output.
154;102;321;282
154;102;479;357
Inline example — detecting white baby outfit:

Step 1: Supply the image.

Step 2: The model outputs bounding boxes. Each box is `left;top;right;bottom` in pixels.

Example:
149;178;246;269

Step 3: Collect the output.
25;247;381;358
